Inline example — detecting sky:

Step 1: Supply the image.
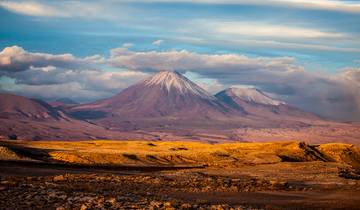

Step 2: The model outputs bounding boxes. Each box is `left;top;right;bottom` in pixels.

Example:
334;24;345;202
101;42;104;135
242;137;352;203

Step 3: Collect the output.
0;0;360;121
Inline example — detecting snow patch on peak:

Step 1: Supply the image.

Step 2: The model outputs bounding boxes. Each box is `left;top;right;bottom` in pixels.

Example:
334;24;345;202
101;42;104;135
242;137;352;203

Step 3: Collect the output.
144;71;216;100
229;87;285;106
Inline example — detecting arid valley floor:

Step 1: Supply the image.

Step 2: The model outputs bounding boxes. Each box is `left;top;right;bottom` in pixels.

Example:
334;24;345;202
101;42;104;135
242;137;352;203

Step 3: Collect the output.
0;140;359;210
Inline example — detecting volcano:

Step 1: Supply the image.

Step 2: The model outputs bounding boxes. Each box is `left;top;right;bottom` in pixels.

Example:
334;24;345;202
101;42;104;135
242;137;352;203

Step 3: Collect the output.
71;71;242;121
215;87;320;120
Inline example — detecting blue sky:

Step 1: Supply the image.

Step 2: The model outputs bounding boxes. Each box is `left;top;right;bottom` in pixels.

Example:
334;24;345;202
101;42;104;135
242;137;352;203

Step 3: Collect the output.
1;0;360;70
1;0;360;120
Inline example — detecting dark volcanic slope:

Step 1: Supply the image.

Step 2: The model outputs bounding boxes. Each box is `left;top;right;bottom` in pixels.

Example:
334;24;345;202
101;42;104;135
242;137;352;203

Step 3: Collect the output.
0;93;64;120
48;98;78;108
71;71;242;120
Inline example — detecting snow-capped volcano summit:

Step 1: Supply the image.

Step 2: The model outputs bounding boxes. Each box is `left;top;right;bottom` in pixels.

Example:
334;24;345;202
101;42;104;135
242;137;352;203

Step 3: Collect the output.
228;87;285;106
71;70;230;120
216;87;319;120
143;71;215;100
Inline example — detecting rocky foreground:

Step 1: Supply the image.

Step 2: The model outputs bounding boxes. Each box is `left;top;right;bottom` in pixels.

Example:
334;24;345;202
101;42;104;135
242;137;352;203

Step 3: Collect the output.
0;172;279;210
0;166;360;210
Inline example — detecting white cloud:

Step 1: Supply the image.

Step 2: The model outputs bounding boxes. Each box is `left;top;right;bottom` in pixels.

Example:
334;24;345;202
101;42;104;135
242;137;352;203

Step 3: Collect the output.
0;46;148;101
267;0;360;13
178;20;359;53
0;1;66;17
0;1;114;19
127;0;360;13
108;48;300;73
0;46;79;71
152;39;164;46
209;21;345;39
122;43;134;48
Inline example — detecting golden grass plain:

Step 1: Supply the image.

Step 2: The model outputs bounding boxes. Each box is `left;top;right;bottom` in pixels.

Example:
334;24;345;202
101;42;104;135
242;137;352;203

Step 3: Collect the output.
1;140;359;168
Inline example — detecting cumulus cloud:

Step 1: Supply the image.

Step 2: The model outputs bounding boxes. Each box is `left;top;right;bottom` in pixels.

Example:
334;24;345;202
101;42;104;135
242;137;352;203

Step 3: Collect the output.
0;46;84;72
108;48;300;73
10;70;149;102
0;46;148;102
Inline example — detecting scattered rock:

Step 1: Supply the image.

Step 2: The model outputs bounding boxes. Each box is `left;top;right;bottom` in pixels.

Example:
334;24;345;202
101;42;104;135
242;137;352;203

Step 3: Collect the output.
339;167;360;180
7;134;17;140
180;203;192;209
80;204;88;210
53;175;66;182
0;171;357;210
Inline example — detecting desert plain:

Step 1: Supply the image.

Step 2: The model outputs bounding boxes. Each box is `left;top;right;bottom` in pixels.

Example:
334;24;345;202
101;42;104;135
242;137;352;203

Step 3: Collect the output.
0;140;359;210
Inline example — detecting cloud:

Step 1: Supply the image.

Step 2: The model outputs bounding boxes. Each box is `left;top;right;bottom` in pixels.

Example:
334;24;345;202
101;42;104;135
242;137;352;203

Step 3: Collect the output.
122;43;134;48
0;46;148;102
128;0;360;13
207;21;345;39
0;0;113;19
152;39;164;46
340;68;360;84
0;46;85;72
3;0;360;18
108;48;300;73
262;0;360;14
0;1;66;17
10;70;149;102
179;20;359;53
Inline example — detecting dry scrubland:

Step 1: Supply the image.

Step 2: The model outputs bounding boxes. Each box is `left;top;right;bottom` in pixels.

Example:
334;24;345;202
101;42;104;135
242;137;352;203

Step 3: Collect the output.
0;140;360;210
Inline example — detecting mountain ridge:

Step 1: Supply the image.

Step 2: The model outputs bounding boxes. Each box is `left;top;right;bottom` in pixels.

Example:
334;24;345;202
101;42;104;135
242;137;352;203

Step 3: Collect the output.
2;70;360;144
215;87;320;121
0;93;65;120
226;87;285;106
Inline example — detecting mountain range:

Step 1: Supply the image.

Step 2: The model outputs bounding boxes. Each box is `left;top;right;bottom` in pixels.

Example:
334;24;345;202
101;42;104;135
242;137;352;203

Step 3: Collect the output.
1;71;360;144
